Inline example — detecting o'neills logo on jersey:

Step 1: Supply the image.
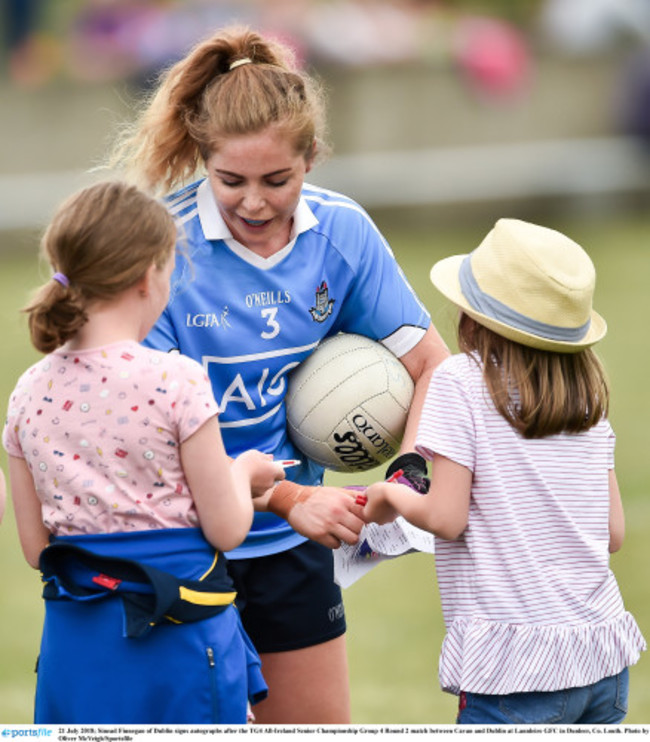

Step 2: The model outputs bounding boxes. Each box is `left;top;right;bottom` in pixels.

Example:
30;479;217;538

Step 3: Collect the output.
309;281;335;323
245;290;291;308
186;308;231;329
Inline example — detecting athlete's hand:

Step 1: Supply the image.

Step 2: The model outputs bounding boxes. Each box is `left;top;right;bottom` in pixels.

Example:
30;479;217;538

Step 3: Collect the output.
287;486;366;550
234;450;285;498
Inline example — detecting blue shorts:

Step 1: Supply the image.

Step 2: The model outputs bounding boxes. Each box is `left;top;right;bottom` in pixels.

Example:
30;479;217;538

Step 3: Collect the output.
227;540;346;653
458;668;629;724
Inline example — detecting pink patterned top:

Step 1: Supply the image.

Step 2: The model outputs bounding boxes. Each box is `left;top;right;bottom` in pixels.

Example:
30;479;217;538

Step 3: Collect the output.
3;341;219;536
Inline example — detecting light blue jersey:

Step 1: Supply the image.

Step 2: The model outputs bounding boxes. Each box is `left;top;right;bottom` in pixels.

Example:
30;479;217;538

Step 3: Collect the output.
144;178;430;558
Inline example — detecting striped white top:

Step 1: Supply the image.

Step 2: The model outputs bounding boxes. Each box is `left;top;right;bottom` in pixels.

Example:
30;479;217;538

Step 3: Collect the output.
416;353;646;695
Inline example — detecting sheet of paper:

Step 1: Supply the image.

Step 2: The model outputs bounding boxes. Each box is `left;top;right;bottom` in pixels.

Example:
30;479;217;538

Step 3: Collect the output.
333;517;435;588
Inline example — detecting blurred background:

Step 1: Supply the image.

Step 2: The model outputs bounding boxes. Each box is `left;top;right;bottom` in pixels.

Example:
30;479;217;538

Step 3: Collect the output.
3;0;650;228
1;0;650;725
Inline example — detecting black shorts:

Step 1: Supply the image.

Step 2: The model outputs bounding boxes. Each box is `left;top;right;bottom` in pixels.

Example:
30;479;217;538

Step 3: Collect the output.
227;540;346;653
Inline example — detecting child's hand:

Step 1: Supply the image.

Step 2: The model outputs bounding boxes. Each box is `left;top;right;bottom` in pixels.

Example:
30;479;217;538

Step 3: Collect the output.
363;482;399;525
235;450;285;498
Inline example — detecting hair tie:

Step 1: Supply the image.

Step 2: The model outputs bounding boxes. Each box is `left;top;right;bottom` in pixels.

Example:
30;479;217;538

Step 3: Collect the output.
52;272;69;288
229;57;252;71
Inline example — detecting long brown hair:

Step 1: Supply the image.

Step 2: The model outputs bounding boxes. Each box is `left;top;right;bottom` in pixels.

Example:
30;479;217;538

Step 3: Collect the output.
25;181;177;353
458;313;610;438
108;26;329;193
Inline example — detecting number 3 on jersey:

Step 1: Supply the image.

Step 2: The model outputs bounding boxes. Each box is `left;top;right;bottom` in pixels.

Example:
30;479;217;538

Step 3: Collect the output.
261;307;280;339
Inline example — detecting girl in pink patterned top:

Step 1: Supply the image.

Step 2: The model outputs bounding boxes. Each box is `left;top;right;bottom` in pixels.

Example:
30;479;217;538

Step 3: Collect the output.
3;181;284;724
363;219;645;725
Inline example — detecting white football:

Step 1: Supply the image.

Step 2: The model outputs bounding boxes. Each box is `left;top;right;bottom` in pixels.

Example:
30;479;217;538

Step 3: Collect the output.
286;333;415;472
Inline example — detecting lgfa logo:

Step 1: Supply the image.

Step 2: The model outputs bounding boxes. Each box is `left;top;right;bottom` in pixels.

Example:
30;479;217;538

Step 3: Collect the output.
186;309;230;329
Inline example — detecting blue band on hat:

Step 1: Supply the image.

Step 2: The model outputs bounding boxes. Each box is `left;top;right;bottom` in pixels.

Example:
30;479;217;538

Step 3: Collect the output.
459;255;591;342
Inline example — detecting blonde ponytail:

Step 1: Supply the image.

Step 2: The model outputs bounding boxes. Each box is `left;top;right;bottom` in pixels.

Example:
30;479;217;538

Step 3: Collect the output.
107;26;329;194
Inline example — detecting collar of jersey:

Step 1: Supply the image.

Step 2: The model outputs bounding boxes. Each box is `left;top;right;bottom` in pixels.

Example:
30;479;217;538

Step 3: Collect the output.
196;179;318;270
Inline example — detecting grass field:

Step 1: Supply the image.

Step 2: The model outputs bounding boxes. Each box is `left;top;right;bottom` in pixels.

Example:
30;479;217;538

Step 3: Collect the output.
0;212;649;724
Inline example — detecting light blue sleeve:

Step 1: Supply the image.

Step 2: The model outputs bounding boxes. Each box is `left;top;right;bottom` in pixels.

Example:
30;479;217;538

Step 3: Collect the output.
328;208;430;343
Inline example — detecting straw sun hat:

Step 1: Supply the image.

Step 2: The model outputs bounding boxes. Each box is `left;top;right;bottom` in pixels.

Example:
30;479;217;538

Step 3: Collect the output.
430;218;607;353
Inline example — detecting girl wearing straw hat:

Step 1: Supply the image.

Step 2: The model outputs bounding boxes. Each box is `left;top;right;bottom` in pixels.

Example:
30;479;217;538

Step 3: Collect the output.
363;218;646;724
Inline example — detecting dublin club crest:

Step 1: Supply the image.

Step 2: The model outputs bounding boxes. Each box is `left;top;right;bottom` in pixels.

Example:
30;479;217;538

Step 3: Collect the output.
309;281;335;322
